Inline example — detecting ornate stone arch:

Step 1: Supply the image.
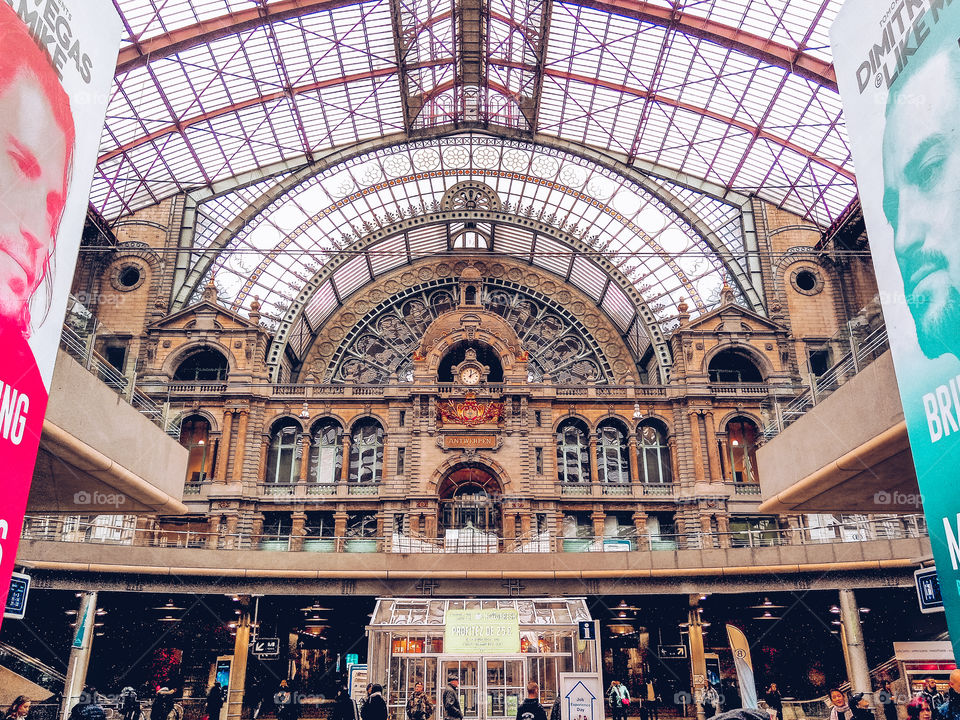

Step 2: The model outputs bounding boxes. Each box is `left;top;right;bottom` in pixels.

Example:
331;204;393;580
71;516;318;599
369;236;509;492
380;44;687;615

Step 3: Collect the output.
306;413;347;432
263;413;305;432
428;455;514;496
593;414;631;434
552;413;592;434
172;408;220;434
162;339;237;379
702;341;773;381
347;413;388;432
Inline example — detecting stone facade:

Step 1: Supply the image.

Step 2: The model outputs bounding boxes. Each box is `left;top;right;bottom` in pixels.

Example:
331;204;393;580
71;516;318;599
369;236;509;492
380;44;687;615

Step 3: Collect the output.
66;194;874;557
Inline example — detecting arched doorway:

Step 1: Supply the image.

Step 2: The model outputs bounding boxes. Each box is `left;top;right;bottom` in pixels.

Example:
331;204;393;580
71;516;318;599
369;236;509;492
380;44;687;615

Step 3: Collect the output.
437;464;502;545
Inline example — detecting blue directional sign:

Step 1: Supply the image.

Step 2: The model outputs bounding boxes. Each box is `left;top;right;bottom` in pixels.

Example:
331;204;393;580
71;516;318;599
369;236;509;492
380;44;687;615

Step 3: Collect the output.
916;568;944;614
3;572;29;620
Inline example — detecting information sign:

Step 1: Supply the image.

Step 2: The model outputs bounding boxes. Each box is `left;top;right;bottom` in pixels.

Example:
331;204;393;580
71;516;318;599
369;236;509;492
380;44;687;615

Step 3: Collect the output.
444;608;520;653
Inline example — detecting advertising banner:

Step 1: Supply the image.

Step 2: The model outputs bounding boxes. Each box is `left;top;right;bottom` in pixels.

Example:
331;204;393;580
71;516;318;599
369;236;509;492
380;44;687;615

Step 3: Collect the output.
830;0;960;655
725;625;758;709
0;0;122;626
444;608;521;653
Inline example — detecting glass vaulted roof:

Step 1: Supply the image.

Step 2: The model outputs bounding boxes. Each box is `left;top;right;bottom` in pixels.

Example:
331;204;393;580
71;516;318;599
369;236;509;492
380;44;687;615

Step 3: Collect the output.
103;0;854;356
195;134;745;345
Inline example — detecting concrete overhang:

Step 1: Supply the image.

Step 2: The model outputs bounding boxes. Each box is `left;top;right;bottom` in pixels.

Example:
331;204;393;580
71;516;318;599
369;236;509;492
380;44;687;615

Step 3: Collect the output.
757;350;921;514
26;350;189;515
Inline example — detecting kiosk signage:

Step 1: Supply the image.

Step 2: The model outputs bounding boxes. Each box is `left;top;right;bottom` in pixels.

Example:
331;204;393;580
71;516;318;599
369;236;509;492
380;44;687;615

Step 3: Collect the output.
830;0;960;656
444;608;520;653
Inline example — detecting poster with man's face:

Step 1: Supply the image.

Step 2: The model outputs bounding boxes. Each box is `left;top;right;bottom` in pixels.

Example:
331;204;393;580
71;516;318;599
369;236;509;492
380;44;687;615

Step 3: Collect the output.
0;0;121;624
831;0;960;656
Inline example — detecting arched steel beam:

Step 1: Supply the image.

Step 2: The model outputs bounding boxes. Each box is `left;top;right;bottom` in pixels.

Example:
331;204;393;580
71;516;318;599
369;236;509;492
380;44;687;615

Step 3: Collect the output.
114;0;836;92
563;0;837;91
260;210;673;381
115;0;368;75
171;128;762;317
537;67;854;181
100;63;845;181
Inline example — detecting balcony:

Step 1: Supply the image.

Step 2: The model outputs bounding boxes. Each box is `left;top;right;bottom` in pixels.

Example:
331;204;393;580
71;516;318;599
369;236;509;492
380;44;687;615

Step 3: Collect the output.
255;482;377;498
20;513;927;554
560;482;677;497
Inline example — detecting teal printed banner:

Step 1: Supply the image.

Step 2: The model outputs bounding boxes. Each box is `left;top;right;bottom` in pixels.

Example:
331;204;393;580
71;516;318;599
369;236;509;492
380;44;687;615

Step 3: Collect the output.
831;0;960;656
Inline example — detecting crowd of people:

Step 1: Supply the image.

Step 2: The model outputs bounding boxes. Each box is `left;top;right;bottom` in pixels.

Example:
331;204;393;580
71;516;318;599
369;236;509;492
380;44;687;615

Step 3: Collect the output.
6;667;960;720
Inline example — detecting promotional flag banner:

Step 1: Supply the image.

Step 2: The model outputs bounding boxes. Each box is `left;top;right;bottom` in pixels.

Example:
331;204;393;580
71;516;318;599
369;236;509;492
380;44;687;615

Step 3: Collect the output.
830;0;960;655
726;625;758;709
0;0;123;627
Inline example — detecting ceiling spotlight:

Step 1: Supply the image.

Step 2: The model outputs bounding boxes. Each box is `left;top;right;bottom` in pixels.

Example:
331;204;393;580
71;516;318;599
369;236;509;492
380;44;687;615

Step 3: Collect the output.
96;609;107;616
860;607;871;614
301;603;333;612
748;598;784;609
829;605;841;614
831;620;842;626
158;616;180;622
65;610;77;615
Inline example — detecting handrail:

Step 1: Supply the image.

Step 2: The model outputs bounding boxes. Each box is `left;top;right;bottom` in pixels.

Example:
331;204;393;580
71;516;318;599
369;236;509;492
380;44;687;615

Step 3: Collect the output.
20;514;927;554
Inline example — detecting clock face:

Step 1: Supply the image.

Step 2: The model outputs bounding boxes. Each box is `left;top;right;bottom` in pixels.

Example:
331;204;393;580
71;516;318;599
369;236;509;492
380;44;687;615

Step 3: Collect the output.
459;367;481;385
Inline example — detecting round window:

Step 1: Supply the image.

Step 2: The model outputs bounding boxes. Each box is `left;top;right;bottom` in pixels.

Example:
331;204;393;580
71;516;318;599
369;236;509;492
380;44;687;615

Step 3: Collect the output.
118;266;141;288
790;267;823;296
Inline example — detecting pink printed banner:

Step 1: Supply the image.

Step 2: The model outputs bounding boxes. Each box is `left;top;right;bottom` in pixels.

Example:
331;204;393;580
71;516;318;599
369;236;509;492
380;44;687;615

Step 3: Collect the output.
0;0;122;626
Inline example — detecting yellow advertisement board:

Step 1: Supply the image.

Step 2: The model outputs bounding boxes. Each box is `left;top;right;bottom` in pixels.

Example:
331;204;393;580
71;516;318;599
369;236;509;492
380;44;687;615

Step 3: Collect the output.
444;608;520;653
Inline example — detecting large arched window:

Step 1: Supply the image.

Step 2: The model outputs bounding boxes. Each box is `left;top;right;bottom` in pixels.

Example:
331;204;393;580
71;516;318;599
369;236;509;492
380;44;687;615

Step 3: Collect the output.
556;419;590;484
708;349;763;383
726;417;760;484
638;421;672;484
309;419;342;485
179;415;212;483
350;419;384;483
173;348;229;381
265;419;302;485
597;420;629;483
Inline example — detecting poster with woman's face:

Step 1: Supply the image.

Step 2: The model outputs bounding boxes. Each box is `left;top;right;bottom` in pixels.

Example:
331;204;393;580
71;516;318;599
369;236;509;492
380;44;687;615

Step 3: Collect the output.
0;0;122;623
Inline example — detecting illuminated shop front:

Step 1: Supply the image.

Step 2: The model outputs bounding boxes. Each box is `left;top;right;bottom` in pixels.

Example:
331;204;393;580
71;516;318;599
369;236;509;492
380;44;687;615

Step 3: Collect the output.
367;598;599;720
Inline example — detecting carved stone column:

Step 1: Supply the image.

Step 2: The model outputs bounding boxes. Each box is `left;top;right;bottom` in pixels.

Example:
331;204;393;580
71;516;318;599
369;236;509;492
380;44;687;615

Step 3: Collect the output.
215;410;233;481
591;509;606;539
716;514;731;548
334;511;348;551
232;410;249;485
589;436;599;484
632;511;649;551
628;432;641;482
207;515;221;549
340;434;352;483
687;411;706;483
298;433;312;485
704;412;722;483
256;434;270;487
290;511;307;551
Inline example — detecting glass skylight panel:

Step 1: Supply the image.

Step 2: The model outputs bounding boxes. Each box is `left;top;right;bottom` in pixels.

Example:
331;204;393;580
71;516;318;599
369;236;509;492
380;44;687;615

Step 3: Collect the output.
369;235;409;275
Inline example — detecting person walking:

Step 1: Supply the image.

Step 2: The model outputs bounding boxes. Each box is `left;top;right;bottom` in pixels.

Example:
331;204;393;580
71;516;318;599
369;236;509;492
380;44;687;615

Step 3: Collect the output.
4;696;31;720
878;680;899;720
937;670;960;720
119;688;140;720
764;684;783;720
608;681;629;720
361;685;387;720
205;683;225;720
922;678;945;719
444;675;463;720
69;689;106;720
516;683;548;720
275;681;298;720
702;685;720;719
150;689;176;720
334;686;355;720
407;682;435;720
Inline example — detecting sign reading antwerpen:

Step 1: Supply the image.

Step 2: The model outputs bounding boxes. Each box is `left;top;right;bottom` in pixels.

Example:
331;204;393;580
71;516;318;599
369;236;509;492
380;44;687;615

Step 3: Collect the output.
830;0;960;657
0;0;123;629
444;608;520;653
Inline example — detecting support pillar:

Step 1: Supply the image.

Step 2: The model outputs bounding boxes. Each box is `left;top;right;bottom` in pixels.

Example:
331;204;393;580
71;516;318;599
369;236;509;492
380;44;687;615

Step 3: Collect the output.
61;591;98;720
299;433;312;486
340;434;352;483
215;410;233;481
628;433;641;482
232;410;249;485
704;412;722;482
687;598;707;720
520;513;533;538
225;604;251;720
716;515;730;549
588;436;599;485
633;511;648;551
591;509;605;539
687;412;705;483
290;511;307;551
207;515;221;549
839;589;873;701
334;511;348;551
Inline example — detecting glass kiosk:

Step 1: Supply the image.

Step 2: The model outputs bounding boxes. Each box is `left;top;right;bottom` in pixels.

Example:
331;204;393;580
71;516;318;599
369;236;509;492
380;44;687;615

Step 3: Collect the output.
367;598;600;720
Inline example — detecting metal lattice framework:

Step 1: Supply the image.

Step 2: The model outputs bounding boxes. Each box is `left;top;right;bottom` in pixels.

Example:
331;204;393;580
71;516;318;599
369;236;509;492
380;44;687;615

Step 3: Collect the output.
101;0;853;370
